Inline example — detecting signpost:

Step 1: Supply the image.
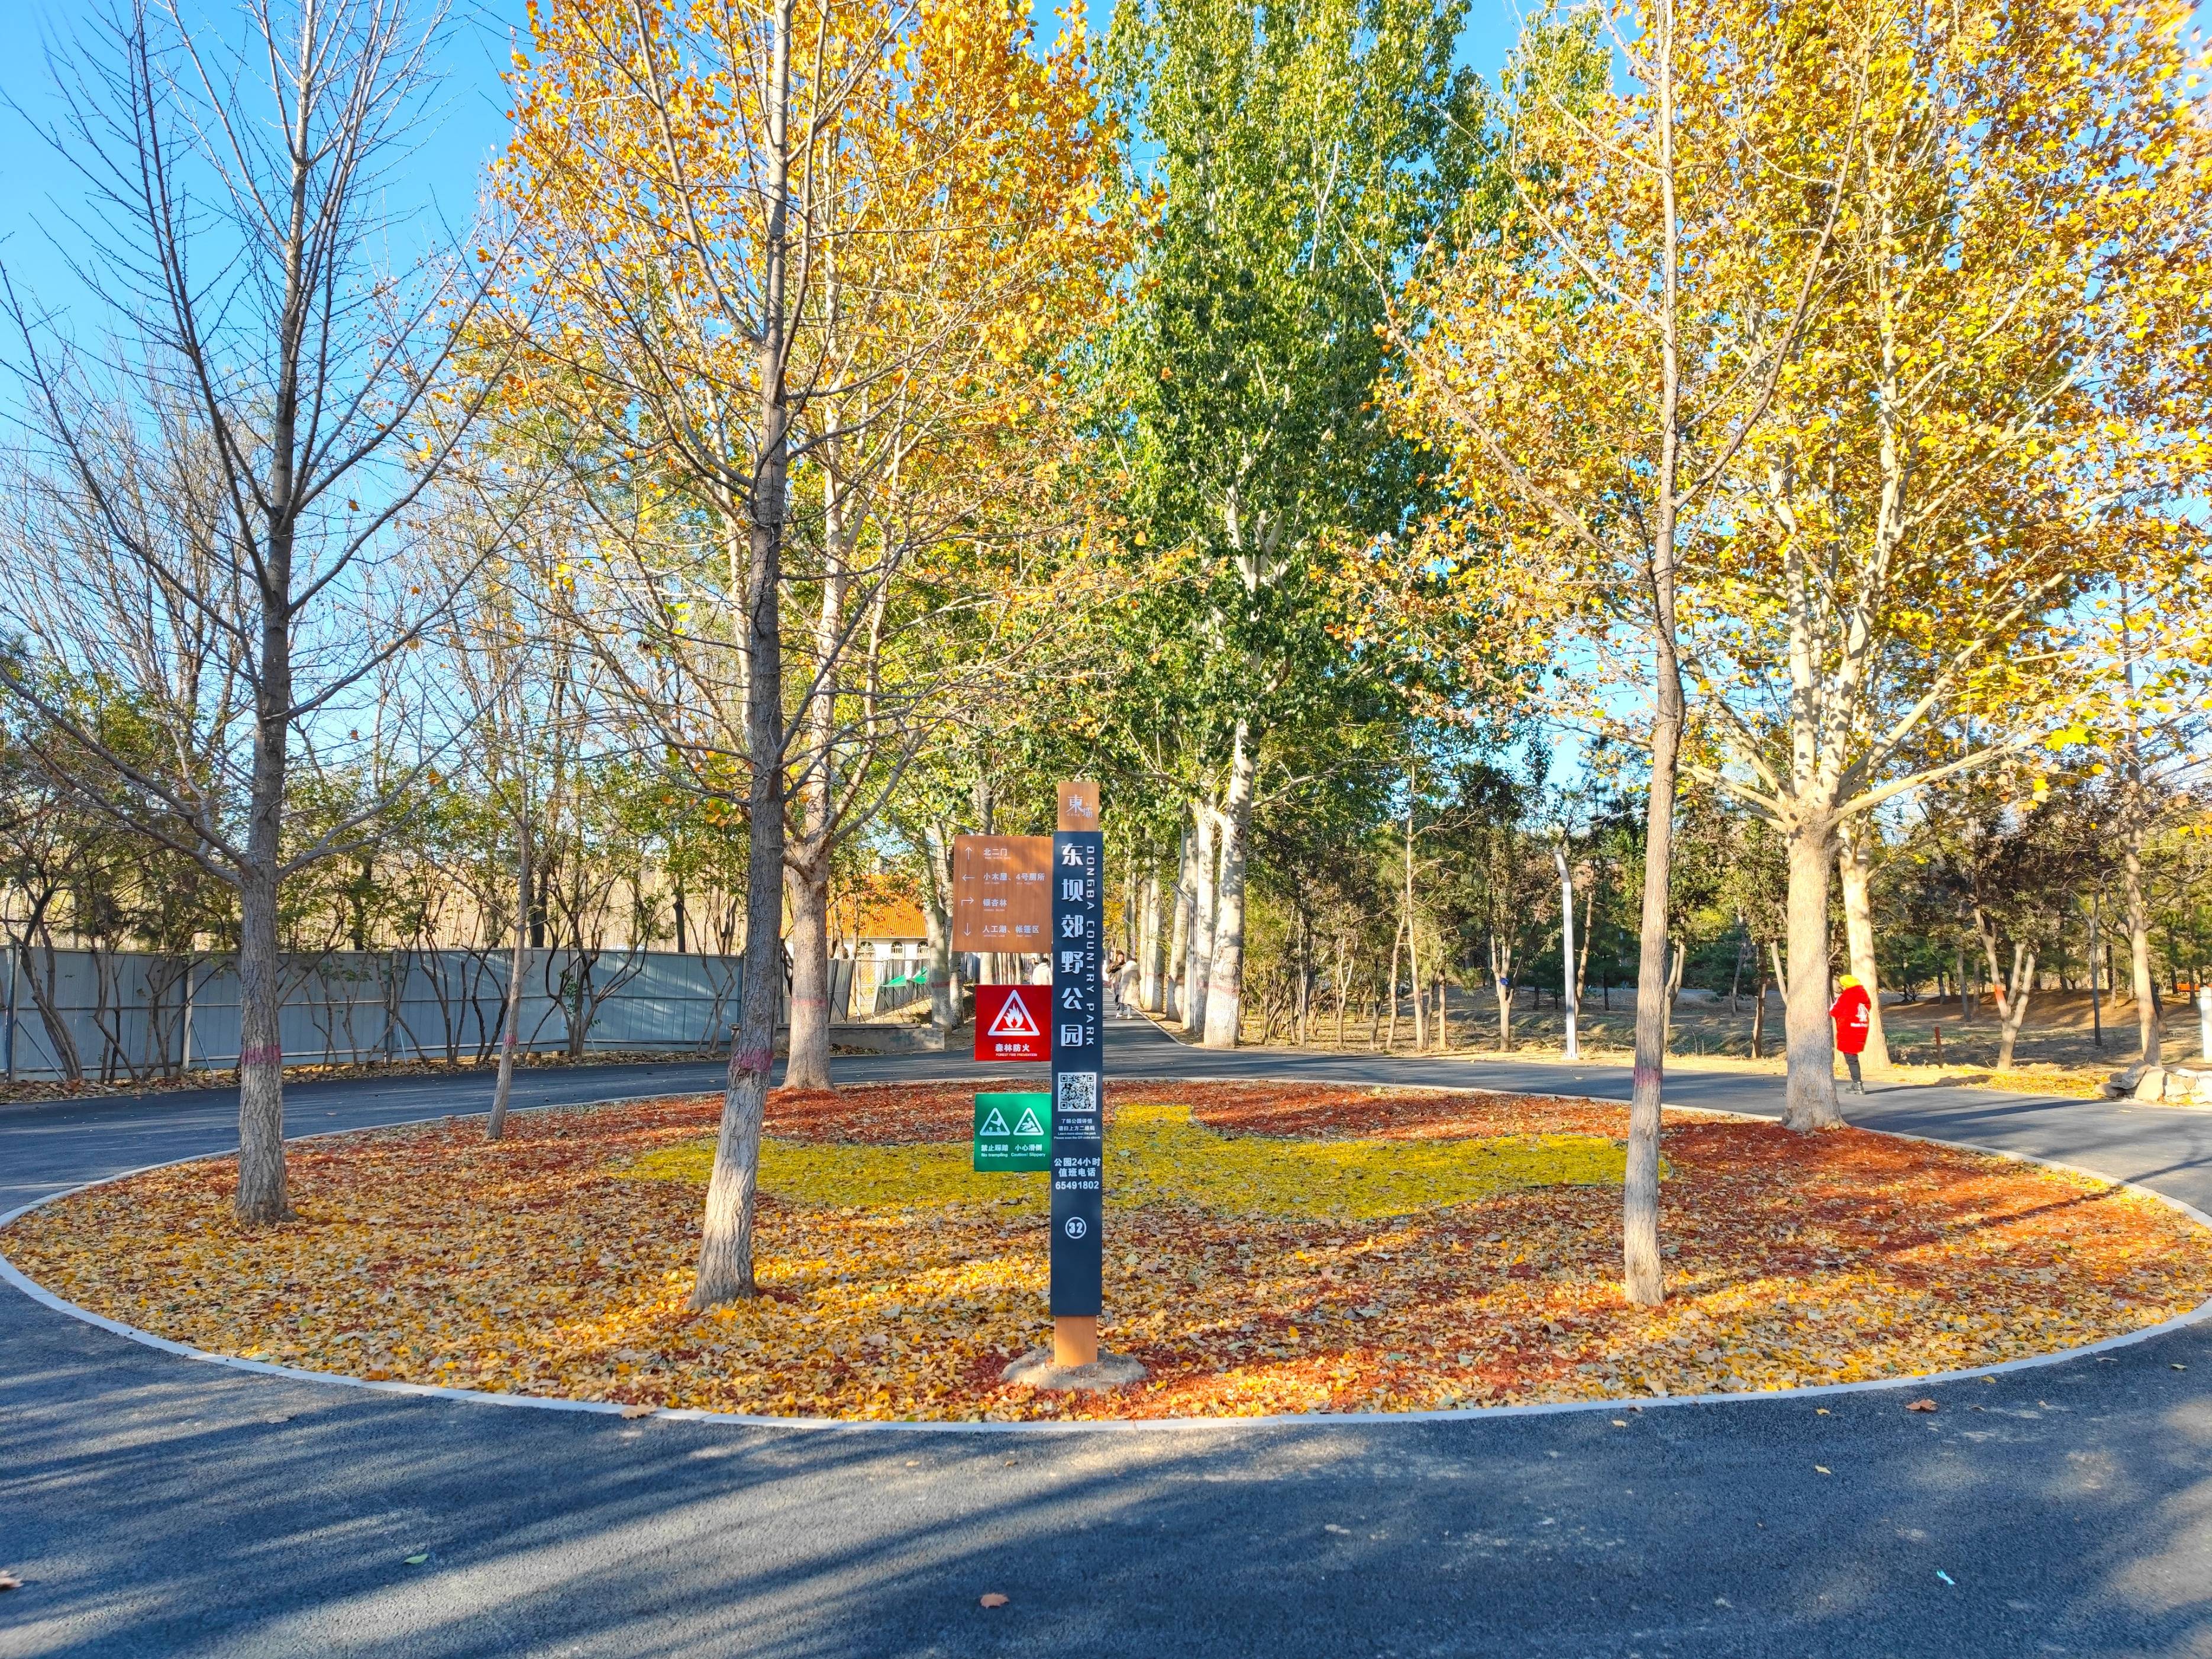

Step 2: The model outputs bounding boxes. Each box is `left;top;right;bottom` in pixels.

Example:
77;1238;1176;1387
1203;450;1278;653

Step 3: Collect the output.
955;779;1123;1382
1048;780;1105;1367
974;984;1050;1062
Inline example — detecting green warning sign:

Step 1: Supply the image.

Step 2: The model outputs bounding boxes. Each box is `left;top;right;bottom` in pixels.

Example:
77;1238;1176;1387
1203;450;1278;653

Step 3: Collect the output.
974;1091;1051;1172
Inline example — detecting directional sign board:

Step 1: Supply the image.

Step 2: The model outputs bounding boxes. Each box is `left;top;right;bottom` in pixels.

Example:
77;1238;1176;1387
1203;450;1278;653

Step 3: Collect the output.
1049;786;1105;1319
974;984;1050;1063
974;1092;1051;1171
951;835;1052;953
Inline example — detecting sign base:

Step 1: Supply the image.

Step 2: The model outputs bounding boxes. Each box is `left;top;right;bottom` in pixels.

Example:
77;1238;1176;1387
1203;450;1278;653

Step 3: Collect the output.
1001;1340;1147;1392
1052;1315;1098;1368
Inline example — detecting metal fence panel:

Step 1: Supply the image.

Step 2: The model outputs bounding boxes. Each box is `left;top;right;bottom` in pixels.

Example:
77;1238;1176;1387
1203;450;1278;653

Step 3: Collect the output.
0;946;754;1082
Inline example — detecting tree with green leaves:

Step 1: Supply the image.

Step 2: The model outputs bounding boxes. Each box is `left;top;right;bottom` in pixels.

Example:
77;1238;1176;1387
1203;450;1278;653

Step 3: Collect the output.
1102;0;1478;1047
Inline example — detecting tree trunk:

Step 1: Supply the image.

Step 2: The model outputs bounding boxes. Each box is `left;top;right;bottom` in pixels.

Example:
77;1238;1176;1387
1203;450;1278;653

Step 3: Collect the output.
1488;929;1513;1053
692;5;793;1307
234;593;294;1223
1556;843;1580;1058
1576;880;1594;1006
1623;669;1678;1304
921;825;960;1031
1750;963;1768;1058
1997;944;2036;1068
1183;807;1216;1034
563;938;595;1060
1384;920;1403;1053
235;863;289;1222
2121;830;2163;1064
1403;779;1425;1052
1617;0;1689;1306
1781;819;1844;1130
1202;724;1255;1047
1164;827;1193;1021
783;854;833;1089
16;915;83;1085
1138;859;1163;1012
487;811;529;1141
1971;906;2011;1024
2085;898;2105;1049
1295;922;1311;1045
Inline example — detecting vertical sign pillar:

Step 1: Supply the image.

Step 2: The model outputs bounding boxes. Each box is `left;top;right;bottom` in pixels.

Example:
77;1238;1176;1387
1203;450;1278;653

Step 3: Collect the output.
1049;779;1103;1367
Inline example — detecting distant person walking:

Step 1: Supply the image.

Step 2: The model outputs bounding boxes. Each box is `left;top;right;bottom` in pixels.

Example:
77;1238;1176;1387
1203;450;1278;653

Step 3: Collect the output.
1830;973;1872;1094
1109;952;1137;1018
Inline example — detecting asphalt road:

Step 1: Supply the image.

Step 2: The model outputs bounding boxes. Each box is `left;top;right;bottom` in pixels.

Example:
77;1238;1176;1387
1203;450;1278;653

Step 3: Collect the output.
4;1022;2211;1658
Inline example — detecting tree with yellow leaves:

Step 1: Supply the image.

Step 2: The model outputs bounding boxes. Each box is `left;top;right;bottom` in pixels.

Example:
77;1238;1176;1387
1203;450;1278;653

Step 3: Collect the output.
1675;0;2211;1127
1399;0;2211;1163
1388;0;1846;1301
489;0;1124;1303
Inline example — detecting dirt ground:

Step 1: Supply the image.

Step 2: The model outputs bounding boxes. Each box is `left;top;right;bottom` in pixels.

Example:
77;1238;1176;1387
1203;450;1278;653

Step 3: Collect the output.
1242;986;2203;1086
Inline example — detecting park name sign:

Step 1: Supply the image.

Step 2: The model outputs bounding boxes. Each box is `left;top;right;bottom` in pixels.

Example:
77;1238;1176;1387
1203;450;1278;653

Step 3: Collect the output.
974;984;1049;1063
973;1091;1051;1171
1050;779;1105;1364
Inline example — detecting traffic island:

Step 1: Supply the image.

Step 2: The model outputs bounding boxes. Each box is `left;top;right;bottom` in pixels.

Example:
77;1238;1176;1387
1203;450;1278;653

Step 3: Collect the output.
7;1081;2211;1422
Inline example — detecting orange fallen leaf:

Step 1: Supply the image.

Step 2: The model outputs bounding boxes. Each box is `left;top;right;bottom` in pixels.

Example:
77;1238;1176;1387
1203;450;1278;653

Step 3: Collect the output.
0;1572;20;1592
979;1593;1010;1609
1906;1399;1938;1412
619;1404;656;1419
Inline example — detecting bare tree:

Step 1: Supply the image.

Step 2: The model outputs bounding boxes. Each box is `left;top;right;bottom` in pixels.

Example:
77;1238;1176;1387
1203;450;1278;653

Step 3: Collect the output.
0;0;509;1221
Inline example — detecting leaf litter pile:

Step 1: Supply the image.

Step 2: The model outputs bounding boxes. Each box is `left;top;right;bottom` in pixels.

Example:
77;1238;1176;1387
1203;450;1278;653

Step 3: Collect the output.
8;1082;2210;1422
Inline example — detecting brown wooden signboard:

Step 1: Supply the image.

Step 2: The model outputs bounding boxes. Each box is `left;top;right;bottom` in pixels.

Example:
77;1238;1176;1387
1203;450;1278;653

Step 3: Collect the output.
950;834;1052;952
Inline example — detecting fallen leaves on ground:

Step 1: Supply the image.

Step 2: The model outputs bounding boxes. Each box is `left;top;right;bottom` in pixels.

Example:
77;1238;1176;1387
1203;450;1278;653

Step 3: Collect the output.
5;1082;2208;1423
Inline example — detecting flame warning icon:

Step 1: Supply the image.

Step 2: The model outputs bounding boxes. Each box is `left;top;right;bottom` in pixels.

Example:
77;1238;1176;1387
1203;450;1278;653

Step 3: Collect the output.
987;994;1040;1038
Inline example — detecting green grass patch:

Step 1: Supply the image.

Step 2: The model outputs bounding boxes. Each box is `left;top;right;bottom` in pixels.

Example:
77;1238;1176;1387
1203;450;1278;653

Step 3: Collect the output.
626;1100;1626;1220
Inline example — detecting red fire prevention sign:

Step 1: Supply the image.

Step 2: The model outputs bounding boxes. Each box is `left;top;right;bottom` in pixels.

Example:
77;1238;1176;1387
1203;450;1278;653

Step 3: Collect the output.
974;984;1050;1063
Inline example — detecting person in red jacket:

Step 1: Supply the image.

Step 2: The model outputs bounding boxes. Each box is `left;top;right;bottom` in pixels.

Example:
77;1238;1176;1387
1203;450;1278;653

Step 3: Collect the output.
1830;972;1872;1093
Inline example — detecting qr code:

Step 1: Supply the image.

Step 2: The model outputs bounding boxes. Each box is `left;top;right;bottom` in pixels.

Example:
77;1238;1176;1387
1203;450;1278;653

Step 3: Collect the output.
1055;1071;1098;1115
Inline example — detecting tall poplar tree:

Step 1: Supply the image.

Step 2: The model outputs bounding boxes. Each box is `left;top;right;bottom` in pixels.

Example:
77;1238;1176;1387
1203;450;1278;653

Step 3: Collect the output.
1103;0;1477;1047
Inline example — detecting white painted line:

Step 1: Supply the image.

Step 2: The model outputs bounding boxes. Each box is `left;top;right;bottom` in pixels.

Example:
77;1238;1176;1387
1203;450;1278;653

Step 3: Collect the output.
4;1079;2206;1436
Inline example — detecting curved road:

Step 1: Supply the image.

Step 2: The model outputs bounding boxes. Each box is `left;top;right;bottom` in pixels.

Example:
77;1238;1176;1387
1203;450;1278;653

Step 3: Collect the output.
4;1022;2211;1658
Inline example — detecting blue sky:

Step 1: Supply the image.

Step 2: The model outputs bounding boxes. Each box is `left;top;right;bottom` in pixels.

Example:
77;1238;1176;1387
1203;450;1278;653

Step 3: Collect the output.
0;0;535;309
0;0;1526;320
4;0;2195;335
